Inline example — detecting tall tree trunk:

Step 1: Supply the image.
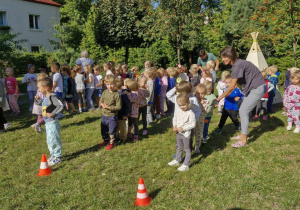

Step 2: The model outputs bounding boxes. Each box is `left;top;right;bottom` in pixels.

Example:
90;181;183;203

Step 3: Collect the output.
177;47;180;65
125;46;129;64
293;37;297;67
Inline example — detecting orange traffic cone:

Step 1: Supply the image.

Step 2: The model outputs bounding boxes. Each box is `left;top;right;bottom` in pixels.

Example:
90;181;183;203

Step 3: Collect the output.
37;154;52;176
134;178;151;206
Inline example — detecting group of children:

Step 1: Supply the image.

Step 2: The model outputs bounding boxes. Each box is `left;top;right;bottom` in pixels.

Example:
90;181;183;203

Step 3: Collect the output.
1;59;300;170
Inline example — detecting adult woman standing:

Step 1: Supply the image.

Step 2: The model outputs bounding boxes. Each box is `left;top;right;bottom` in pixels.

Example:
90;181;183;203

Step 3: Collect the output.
217;46;267;148
76;50;94;73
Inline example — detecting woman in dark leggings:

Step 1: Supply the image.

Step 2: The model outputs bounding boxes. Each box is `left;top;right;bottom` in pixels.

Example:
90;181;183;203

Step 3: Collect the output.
217;46;267;148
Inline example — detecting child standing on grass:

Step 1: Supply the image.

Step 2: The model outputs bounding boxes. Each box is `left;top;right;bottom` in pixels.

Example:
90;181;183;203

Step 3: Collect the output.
216;71;230;115
266;65;279;113
189;64;200;92
284;71;300;133
37;77;64;166
93;65;103;110
61;66;77;116
166;67;179;115
115;79;131;144
253;71;275;121
193;84;210;153
144;68;155;125
51;62;63;99
168;93;196;171
138;76;150;136
99;75;122;151
74;65;86;113
154;70;162;119
31;73;48;133
157;68;168;117
215;75;243;135
0;79;8;132
202;80;218;143
125;79;140;142
22;64;37;112
84;65;95;111
4;67;20;116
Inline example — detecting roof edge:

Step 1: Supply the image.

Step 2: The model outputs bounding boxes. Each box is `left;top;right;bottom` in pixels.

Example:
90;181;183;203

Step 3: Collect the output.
22;0;61;8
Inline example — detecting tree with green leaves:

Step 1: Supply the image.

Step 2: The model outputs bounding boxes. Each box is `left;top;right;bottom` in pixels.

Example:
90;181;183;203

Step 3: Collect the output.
139;0;219;65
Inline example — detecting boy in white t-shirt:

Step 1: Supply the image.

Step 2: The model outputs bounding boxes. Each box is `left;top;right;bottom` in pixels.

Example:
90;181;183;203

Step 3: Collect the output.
51;62;63;99
93;65;103;109
22;64;37;111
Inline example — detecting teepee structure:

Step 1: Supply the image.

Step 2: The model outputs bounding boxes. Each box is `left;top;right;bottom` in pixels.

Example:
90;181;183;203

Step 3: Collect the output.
246;32;268;71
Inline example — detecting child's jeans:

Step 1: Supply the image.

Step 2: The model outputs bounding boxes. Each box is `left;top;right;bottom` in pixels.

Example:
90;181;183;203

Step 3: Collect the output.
147;104;153;124
116;119;127;141
8;94;19;113
45;119;62;158
160;96;165;115
203;117;211;139
267;95;274;113
139;106;147;130
101;114;118;143
28;91;37;109
175;133;191;167
85;88;94;110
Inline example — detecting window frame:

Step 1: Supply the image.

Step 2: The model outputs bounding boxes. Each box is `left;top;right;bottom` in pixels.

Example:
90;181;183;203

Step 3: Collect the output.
0;10;8;26
31;46;41;53
29;14;41;31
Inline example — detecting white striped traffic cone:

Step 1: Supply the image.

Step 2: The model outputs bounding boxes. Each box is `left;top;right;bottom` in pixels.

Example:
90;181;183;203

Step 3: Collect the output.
37;154;52;176
134;178;151;206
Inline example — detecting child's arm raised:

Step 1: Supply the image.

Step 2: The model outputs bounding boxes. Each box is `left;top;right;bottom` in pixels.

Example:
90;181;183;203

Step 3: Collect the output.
166;87;177;104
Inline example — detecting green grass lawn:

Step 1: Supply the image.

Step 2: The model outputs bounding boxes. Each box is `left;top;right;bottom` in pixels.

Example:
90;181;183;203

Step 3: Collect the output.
0;96;299;209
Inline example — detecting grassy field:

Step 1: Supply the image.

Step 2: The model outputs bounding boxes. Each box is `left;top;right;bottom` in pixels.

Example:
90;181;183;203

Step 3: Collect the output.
0;93;299;209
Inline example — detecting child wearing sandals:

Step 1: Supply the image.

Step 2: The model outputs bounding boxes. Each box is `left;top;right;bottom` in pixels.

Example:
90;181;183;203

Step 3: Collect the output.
31;73;48;133
168;93;196;171
193;84;210;153
284;71;300;133
125;79;140;142
137;76;150;136
216;71;230;115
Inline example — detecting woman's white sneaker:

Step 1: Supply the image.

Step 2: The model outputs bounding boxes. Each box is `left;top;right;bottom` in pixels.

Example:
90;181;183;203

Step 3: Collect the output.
293;128;300;133
168;159;180;166
286;126;292;131
177;164;189;171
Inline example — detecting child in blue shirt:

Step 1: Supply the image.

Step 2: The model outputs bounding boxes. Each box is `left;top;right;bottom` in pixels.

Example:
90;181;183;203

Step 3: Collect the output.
216;75;243;134
165;67;179;114
266;66;279;113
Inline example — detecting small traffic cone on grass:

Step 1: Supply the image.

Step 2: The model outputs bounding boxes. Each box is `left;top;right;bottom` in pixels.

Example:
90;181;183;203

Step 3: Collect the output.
134;178;151;206
37;154;52;176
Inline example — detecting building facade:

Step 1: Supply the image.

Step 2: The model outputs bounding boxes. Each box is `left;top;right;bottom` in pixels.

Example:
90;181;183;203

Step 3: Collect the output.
0;0;60;52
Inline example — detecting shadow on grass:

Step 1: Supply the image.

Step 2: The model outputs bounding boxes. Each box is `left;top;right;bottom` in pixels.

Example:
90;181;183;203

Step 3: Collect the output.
149;188;162;200
140;116;172;139
194;116;284;165
63;144;100;161
61;116;100;129
4;112;36;132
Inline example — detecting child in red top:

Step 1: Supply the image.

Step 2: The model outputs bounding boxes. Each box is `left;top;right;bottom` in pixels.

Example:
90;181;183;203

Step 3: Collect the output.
4;68;20;116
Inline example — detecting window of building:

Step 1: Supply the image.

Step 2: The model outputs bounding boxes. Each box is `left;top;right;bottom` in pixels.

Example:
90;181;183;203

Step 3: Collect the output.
0;11;7;26
31;46;40;53
29;15;40;30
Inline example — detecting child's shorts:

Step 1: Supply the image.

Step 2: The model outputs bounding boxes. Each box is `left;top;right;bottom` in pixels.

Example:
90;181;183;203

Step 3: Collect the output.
94;89;103;97
65;97;73;103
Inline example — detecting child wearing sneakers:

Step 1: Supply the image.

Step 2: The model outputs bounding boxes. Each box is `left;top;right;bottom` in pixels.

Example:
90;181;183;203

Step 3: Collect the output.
115;79;131;144
22;64;37;112
216;71;230;115
166;67;179;114
37;77;64;166
168;93;196;171
144;68;155;125
284;71;300;133
202;80;218;143
61;65;77;116
125;79;140;142
99;75;122;150
94;65;103;109
253;71;275;121
4;67;20;116
215;75;243;135
137;76;150;136
74;65;87;112
157;68;168;117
